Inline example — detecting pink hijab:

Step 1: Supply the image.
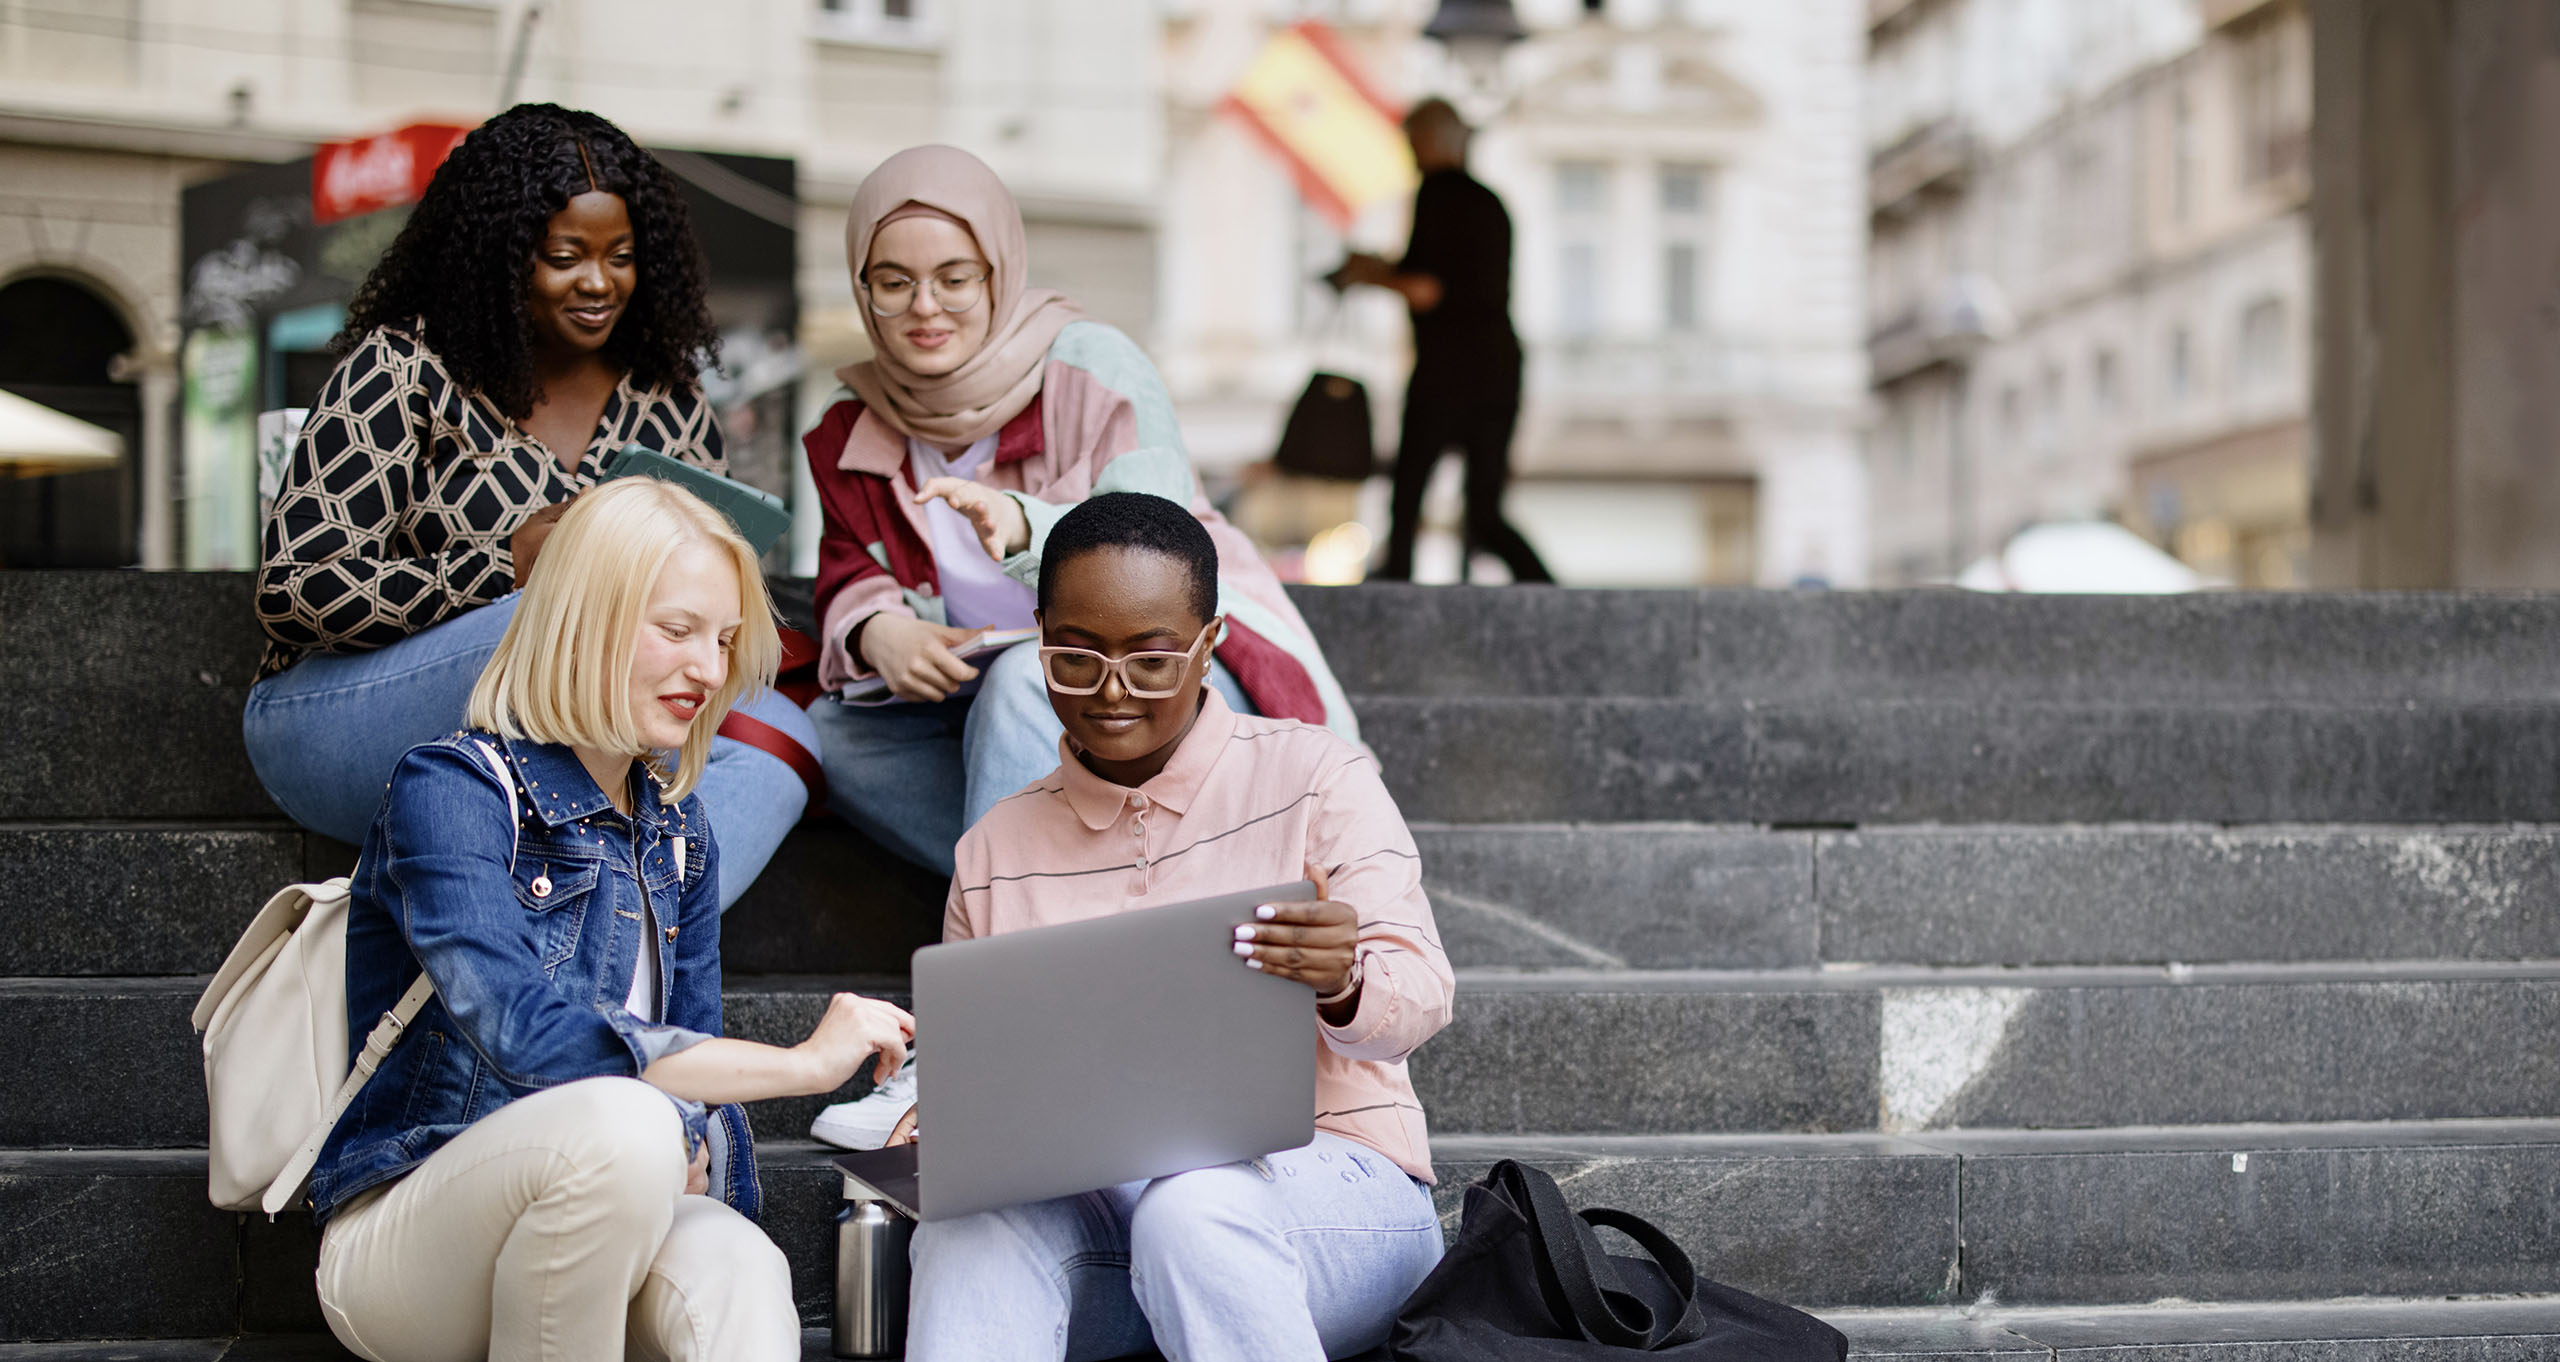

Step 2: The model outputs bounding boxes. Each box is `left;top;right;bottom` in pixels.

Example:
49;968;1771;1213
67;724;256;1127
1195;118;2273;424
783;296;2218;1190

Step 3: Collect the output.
837;146;1086;447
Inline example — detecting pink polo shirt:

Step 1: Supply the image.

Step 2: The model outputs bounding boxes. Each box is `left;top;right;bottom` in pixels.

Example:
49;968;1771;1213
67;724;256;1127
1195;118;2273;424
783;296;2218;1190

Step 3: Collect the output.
947;690;1454;1183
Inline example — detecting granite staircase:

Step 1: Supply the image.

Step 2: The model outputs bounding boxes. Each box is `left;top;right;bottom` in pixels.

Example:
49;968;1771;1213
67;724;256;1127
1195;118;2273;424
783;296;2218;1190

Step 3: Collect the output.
5;573;2560;1358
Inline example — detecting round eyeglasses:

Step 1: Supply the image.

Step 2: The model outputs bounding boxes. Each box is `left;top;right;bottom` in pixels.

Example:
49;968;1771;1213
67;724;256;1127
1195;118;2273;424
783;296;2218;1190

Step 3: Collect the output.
861;267;990;318
1038;620;1220;698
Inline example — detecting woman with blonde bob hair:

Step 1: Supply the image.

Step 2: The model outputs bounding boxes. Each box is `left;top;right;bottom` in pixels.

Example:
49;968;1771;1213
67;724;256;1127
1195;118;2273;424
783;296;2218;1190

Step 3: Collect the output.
309;477;914;1362
468;476;779;802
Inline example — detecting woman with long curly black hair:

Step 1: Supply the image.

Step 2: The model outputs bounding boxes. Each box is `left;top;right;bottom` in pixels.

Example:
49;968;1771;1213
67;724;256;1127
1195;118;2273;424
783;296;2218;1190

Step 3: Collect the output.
245;103;820;911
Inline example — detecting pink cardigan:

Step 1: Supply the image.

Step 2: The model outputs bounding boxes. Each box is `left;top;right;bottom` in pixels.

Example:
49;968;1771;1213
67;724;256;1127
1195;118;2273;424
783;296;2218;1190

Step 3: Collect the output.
946;690;1452;1182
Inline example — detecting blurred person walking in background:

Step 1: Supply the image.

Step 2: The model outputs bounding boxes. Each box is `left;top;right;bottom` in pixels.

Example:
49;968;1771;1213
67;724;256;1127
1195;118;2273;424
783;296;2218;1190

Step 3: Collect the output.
242;104;820;911
1331;97;1552;585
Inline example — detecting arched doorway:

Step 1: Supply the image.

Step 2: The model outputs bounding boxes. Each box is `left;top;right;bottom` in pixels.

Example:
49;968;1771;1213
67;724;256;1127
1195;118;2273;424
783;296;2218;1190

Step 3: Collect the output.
0;276;143;567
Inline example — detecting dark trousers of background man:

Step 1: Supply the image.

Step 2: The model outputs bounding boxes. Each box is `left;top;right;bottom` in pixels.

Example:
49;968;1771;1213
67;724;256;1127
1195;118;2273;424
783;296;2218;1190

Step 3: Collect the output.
1379;371;1554;584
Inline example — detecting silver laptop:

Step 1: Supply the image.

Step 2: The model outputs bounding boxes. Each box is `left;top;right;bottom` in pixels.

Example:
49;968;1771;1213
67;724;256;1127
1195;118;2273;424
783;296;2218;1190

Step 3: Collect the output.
831;880;1318;1221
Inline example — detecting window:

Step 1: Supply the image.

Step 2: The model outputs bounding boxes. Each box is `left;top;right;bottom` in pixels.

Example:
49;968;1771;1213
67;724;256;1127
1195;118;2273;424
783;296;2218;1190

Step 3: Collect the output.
1882;402;1916;477
2237;296;2288;391
2036;365;2064;466
2166;325;2192;402
2170;87;2196;225
1663;245;1700;331
2093;348;2121;416
816;0;931;40
1556;160;1610;338
2235;18;2307;185
1556;161;1608;214
1657;163;1711;332
2048;144;2096;268
1659;165;1707;214
1561;243;1601;337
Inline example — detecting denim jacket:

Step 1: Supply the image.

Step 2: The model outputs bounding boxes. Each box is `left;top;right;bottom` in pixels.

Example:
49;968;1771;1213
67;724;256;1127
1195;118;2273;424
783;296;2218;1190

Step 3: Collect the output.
309;730;759;1225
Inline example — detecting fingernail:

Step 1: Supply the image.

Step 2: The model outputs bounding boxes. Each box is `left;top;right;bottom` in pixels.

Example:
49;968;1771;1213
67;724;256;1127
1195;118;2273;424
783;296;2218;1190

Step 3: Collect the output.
1246;958;1264;970
1232;941;1253;957
1234;925;1256;941
1256;904;1277;920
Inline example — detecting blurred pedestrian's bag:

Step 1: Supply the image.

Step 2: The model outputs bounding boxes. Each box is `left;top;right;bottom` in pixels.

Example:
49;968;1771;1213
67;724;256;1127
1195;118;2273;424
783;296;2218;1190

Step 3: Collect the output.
1353;1160;1847;1360
191;740;517;1214
1272;371;1376;481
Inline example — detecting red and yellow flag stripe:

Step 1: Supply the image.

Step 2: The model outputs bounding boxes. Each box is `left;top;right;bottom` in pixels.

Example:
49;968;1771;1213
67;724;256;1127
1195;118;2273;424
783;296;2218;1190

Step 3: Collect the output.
1219;21;1416;229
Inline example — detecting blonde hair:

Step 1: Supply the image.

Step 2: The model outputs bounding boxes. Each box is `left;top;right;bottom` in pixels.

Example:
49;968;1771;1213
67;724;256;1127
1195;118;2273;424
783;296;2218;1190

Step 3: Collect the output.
466;478;780;802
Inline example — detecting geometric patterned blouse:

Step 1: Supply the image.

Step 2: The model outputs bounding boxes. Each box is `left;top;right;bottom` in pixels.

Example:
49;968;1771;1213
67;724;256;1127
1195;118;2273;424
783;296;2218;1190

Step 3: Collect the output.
254;324;724;678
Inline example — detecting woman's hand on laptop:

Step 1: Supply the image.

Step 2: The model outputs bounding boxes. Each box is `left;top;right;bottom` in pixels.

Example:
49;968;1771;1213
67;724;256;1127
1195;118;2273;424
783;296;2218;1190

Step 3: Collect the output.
799;993;917;1093
1236;865;1363;1023
642;993;912;1105
885;1104;919;1147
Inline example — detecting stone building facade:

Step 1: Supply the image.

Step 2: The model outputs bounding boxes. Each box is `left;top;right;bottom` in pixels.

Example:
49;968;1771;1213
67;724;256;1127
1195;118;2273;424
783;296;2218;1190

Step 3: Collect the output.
0;0;1161;569
1864;0;2311;587
2307;0;2560;589
1160;0;1870;587
2;0;1866;587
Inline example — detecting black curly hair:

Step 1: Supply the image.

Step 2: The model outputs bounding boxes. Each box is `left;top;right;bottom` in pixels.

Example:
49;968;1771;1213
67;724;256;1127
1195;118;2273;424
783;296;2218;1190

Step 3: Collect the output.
1038;492;1220;625
335;103;719;418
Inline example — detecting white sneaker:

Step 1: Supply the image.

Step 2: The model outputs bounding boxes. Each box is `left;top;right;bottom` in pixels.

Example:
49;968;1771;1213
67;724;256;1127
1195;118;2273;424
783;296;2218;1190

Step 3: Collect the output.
810;1051;918;1150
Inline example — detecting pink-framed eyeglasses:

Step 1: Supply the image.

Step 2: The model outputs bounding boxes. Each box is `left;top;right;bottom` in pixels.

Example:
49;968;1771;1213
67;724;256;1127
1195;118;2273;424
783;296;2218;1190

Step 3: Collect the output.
1037;619;1221;698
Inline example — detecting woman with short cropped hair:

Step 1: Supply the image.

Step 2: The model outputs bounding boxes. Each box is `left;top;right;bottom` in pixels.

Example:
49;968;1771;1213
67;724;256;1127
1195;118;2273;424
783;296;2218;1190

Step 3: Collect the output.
311;478;911;1362
897;491;1452;1362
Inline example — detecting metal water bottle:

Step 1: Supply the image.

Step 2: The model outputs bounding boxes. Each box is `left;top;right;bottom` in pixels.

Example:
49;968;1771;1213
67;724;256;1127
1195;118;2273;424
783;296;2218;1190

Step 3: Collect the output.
832;1181;912;1359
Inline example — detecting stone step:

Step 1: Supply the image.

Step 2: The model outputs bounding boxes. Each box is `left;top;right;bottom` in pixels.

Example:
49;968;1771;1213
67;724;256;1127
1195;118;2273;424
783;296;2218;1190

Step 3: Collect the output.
0;821;946;979
1353;695;2560;824
20;572;2560;826
1429;821;2560;970
1285;582;2560;705
19;965;2560;1150
7;1122;2559;1341
14;820;2560;978
1423;963;2560;1135
19;1297;2560;1362
1828;1296;2560;1360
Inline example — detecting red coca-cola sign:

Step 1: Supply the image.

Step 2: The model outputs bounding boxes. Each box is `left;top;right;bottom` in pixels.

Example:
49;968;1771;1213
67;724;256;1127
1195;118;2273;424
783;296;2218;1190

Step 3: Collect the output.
311;123;473;225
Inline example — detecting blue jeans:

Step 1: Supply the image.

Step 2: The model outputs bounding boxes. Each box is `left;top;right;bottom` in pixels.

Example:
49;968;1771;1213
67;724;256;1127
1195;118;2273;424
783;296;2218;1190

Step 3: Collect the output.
241;595;817;912
907;1132;1442;1362
804;640;1253;878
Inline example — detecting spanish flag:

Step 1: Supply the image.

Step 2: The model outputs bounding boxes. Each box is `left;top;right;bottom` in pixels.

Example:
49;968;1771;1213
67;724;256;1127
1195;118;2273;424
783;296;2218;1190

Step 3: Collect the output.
1220;21;1415;229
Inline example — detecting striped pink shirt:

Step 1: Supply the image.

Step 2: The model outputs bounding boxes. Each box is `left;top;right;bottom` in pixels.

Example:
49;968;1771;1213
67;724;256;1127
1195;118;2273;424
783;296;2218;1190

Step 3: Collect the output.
946;690;1454;1182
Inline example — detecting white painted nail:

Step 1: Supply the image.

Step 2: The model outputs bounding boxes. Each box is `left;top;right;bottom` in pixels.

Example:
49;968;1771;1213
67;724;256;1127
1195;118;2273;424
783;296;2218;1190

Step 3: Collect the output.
1256;904;1277;920
1233;942;1254;957
1234;925;1255;941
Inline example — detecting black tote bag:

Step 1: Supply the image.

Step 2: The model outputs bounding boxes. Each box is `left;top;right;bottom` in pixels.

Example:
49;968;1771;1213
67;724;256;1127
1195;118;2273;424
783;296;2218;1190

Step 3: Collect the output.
1270;371;1378;481
1357;1161;1848;1361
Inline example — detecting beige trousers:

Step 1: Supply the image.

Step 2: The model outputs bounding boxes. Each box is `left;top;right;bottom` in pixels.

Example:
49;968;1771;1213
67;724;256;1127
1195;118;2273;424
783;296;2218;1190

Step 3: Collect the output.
316;1076;799;1362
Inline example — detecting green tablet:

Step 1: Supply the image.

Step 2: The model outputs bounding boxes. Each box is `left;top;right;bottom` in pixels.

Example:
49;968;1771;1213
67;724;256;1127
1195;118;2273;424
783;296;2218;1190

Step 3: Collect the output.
598;444;793;556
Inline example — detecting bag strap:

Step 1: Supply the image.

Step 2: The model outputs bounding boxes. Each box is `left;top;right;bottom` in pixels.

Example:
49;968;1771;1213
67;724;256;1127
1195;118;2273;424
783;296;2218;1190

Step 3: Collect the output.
1495;1160;1692;1349
1580;1207;1712;1347
1309;290;1358;375
259;740;522;1216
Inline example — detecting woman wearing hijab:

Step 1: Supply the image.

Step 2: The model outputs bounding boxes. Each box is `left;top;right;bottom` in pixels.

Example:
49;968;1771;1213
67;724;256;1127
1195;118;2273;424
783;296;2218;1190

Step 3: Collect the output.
798;145;1361;1148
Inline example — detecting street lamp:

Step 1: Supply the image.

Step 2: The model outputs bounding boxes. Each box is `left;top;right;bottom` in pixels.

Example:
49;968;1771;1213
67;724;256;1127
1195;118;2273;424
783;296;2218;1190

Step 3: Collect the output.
1423;0;1526;89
